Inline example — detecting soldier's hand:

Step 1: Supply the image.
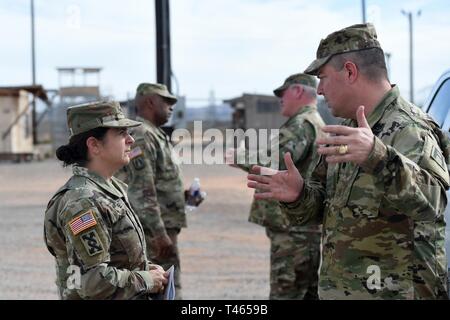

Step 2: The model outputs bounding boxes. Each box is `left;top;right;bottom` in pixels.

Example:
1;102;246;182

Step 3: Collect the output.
153;234;174;259
193;192;205;206
148;264;165;272
247;152;304;203
185;190;206;207
148;267;169;293
316;106;374;165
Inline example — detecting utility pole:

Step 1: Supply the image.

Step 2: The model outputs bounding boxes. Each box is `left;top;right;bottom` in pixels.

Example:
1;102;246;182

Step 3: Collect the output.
401;9;421;104
362;0;366;23
155;0;172;92
31;0;37;144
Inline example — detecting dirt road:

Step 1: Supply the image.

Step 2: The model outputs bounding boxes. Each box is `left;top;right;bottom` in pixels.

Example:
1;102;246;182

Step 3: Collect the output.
0;159;269;299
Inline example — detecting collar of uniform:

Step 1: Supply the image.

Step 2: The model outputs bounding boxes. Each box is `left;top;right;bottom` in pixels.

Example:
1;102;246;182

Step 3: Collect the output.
366;85;399;128
285;104;317;126
135;116;167;140
72;165;123;198
111;177;129;199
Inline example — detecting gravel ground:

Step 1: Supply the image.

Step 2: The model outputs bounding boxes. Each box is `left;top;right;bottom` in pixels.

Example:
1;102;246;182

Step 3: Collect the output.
0;158;269;300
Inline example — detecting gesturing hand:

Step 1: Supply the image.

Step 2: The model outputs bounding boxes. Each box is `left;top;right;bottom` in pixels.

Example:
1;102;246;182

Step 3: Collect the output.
316;106;374;165
247;153;304;203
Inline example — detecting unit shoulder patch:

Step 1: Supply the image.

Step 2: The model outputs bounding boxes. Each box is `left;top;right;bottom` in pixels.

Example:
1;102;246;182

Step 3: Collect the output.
132;157;146;171
80;229;104;256
431;145;446;171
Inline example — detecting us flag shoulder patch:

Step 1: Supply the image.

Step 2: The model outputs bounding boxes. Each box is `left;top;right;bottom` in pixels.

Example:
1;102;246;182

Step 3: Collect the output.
129;146;143;159
69;210;97;235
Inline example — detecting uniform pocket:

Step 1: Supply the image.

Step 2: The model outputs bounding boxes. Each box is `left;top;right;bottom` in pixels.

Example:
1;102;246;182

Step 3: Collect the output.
345;169;383;219
96;198;145;267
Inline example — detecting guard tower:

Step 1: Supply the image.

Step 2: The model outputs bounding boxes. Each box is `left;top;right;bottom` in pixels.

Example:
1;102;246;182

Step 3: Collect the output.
51;67;103;150
57;67;102;103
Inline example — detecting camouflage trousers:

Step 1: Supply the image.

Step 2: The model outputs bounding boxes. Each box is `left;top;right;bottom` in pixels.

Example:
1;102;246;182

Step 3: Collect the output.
145;228;182;300
266;228;321;300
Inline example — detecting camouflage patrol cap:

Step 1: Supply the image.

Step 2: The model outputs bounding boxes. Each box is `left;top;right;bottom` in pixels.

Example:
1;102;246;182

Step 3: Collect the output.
304;23;381;75
273;73;317;97
67;101;141;137
136;83;178;104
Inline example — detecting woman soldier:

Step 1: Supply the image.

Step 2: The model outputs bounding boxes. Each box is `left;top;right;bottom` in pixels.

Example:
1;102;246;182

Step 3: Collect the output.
44;101;168;299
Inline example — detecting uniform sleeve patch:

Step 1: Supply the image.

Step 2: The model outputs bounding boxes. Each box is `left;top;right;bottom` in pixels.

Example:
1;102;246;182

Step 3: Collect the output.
431;145;446;171
69;210;97;235
129;146;143;159
132;157;145;170
80;229;104;256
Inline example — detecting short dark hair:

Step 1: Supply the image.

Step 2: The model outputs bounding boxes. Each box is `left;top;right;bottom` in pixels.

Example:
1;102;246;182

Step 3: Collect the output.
56;127;109;167
329;47;388;81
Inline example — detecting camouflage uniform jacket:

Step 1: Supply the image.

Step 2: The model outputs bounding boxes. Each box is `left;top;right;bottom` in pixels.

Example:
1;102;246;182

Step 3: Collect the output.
44;166;155;300
116;116;186;237
238;105;325;232
283;86;450;299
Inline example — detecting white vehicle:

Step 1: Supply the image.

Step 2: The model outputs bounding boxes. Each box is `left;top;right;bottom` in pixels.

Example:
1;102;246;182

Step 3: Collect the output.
421;69;450;293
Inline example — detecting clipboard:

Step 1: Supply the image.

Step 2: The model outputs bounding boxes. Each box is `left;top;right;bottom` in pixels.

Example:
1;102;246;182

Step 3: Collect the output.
163;265;176;300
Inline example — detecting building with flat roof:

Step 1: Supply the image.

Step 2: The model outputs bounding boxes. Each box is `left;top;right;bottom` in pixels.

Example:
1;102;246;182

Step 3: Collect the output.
226;93;284;131
0;85;49;161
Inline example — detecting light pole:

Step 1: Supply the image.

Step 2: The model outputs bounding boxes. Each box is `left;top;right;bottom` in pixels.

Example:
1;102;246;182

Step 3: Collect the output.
401;9;421;104
155;0;172;92
31;0;37;144
362;0;366;23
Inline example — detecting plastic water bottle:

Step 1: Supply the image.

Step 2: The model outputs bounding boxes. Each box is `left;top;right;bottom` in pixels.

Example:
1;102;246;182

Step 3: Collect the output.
186;178;201;212
190;178;201;198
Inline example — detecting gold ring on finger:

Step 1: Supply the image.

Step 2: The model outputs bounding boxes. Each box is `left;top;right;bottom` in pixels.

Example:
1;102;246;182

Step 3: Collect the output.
337;144;348;155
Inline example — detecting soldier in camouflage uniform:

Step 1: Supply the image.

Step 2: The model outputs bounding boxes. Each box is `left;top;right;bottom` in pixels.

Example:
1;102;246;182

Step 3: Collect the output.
227;73;325;299
116;83;186;299
44;101;168;299
248;23;450;299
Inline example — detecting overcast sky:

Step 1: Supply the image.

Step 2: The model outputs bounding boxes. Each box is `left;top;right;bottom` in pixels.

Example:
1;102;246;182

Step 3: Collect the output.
1;0;450;106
